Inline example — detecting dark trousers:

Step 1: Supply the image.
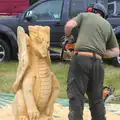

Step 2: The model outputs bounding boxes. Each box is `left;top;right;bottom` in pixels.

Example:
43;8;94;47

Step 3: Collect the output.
67;54;106;120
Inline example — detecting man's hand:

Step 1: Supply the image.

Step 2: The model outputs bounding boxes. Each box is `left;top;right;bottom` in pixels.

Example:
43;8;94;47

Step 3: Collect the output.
65;35;74;44
103;47;120;58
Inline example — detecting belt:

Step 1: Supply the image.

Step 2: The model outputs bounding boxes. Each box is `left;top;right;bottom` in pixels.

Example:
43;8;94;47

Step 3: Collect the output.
74;51;102;59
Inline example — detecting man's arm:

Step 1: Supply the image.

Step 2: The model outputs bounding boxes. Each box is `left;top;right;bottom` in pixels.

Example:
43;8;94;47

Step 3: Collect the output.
103;26;119;58
64;19;78;37
64;13;83;38
103;48;119;58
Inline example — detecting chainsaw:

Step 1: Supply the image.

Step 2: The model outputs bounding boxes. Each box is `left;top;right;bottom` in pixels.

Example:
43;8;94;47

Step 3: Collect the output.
84;85;115;103
103;85;115;102
60;36;75;61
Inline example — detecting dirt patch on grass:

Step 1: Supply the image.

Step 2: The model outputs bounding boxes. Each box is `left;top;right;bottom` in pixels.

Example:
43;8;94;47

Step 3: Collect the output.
0;72;8;76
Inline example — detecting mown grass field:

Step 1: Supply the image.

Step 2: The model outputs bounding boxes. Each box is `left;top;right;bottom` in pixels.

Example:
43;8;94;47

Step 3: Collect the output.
0;61;120;99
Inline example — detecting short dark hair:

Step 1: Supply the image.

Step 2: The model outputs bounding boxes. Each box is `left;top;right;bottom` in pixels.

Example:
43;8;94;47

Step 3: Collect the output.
93;9;104;18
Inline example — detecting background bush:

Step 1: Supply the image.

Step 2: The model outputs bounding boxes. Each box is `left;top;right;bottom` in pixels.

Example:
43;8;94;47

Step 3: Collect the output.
30;0;40;5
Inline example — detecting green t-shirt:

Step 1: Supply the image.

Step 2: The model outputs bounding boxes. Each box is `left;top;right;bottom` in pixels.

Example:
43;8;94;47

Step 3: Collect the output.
72;12;119;55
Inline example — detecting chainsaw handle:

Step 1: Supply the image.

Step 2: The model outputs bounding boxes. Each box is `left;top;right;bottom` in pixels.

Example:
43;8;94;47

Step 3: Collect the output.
60;37;69;60
104;86;110;90
104;85;115;91
60;36;75;60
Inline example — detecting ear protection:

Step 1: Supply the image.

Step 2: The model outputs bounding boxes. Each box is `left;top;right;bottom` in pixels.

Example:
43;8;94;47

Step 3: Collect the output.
87;7;104;18
87;7;93;12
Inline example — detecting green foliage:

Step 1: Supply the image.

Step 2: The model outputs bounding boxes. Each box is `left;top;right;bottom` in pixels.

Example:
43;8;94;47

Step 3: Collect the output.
30;0;40;5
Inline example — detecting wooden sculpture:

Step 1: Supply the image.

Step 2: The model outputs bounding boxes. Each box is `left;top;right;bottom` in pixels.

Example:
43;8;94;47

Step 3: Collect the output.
12;26;60;120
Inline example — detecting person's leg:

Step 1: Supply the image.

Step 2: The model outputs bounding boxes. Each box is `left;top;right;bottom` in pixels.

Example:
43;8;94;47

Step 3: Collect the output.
87;59;106;120
67;55;90;120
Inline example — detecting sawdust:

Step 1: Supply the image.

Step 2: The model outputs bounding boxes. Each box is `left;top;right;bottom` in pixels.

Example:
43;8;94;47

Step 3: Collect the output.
0;103;120;120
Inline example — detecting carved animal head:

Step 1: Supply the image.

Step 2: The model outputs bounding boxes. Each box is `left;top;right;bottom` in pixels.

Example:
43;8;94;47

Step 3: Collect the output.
28;25;50;58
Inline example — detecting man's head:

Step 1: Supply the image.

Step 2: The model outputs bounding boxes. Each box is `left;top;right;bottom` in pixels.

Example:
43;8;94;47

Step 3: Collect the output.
87;3;107;19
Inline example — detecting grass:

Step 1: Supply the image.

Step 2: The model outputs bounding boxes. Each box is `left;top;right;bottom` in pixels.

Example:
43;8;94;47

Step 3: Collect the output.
0;61;120;100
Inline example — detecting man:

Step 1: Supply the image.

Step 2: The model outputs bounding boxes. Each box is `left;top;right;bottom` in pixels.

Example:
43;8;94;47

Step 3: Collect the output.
64;3;119;120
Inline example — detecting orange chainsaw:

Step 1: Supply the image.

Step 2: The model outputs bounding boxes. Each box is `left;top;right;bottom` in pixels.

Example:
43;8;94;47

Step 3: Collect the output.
103;85;115;102
60;36;75;61
84;85;115;103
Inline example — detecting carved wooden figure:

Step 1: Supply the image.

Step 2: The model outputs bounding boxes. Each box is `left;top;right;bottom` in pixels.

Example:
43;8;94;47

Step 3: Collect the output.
12;26;60;120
